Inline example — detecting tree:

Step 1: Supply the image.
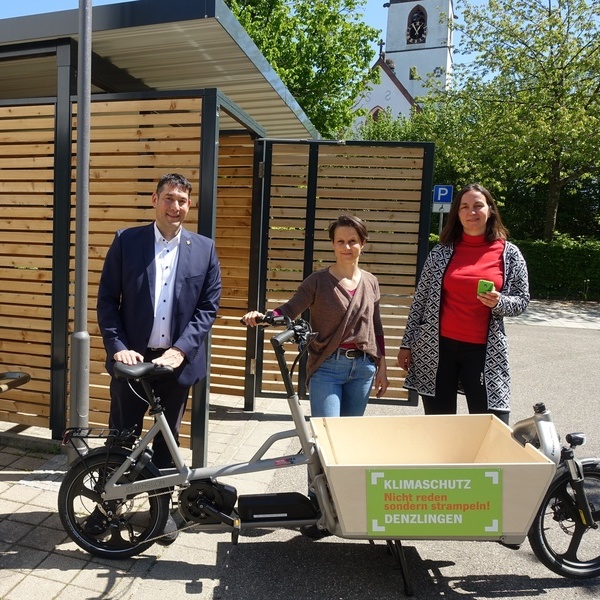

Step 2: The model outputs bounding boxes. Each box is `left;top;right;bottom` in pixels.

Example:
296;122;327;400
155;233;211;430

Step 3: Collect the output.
355;1;600;242
450;0;600;241
354;100;600;239
226;0;379;138
353;102;485;195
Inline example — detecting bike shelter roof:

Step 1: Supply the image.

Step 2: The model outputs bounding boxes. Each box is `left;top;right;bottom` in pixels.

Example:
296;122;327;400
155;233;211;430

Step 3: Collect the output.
0;0;319;139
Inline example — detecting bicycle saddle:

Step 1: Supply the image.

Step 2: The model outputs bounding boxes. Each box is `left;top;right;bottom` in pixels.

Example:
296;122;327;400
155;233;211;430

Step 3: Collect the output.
113;361;174;380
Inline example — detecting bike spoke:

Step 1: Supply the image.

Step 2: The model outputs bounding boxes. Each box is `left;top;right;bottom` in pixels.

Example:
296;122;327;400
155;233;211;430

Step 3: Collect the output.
106;523;138;548
554;487;576;514
562;520;587;562
78;485;102;504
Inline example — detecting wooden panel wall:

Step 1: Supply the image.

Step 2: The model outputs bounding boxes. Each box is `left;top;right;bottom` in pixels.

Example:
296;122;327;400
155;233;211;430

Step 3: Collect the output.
0;96;256;445
261;142;426;400
210;133;255;395
0;104;56;427
0;102;426;440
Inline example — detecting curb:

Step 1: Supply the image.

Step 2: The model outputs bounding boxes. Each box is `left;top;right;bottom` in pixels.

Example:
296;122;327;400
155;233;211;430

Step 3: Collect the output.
0;431;62;455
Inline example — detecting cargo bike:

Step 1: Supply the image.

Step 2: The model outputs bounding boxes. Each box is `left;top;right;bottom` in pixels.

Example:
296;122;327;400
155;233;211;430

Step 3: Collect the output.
58;315;600;595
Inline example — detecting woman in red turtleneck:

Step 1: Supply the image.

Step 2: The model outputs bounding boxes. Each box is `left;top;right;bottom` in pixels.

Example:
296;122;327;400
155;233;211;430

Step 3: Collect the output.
397;184;529;424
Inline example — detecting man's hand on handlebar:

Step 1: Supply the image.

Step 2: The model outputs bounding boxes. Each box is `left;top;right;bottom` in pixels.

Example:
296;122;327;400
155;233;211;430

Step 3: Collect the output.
152;347;185;369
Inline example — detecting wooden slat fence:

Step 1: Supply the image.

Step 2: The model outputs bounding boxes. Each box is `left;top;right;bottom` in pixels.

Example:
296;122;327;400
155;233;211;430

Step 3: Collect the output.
0;96;257;448
0;104;56;427
82;98;257;446
210;133;255;396
0;102;431;444
84;96;204;446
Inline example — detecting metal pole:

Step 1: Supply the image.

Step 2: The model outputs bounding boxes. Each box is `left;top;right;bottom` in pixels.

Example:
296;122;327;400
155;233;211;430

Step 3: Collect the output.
68;0;92;461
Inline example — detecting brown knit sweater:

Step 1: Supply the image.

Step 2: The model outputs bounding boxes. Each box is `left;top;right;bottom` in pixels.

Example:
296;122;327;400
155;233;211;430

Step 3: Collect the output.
276;268;384;382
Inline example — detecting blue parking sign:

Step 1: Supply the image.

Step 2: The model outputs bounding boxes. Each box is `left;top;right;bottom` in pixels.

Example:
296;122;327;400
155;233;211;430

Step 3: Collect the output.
433;185;453;204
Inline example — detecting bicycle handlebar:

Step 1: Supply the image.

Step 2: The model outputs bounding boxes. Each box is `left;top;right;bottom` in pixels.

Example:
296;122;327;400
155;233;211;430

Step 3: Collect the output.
271;325;297;347
0;371;31;393
241;313;315;349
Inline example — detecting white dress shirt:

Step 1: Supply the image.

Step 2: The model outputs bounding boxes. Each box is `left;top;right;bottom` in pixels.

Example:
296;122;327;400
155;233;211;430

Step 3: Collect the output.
147;223;181;349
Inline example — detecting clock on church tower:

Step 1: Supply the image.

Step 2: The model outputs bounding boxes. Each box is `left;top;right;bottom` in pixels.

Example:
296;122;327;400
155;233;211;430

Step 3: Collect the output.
383;0;454;100
406;8;427;44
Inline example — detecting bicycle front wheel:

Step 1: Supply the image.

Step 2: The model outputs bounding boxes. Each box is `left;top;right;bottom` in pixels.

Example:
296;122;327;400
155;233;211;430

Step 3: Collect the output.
528;461;600;578
58;450;170;559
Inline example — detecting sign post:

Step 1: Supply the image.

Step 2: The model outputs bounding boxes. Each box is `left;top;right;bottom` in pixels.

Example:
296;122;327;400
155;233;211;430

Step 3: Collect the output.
432;185;453;235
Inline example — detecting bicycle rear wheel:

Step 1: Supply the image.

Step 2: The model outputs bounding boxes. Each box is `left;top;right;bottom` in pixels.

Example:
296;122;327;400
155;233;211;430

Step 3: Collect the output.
58;450;169;559
528;461;600;578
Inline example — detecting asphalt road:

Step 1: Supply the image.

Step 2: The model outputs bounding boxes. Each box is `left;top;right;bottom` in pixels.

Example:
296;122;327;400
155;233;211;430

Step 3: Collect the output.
212;321;600;599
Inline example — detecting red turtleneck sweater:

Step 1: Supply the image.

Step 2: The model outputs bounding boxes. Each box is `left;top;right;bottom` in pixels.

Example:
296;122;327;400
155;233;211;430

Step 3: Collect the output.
440;233;505;344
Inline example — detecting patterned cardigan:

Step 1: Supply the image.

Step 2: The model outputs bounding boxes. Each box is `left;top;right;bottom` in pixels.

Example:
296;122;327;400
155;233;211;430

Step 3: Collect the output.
400;241;530;412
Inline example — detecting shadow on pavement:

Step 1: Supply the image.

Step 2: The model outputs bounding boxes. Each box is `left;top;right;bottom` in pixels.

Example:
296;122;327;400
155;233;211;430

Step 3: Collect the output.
211;534;600;600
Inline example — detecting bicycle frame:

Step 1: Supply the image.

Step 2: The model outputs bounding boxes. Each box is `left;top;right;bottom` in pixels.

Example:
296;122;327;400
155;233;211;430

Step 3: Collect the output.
92;335;572;532
99;395;313;503
511;402;597;532
511;403;561;465
92;317;334;531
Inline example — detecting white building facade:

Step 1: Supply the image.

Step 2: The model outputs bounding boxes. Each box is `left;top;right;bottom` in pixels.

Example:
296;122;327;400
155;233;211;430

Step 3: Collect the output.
353;0;454;125
385;0;454;101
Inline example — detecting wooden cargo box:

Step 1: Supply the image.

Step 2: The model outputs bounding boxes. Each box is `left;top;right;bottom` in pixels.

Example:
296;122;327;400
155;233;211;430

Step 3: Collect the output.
311;414;555;544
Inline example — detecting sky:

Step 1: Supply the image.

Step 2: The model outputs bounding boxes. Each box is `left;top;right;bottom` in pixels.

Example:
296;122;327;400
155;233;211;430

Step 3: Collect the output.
0;0;390;55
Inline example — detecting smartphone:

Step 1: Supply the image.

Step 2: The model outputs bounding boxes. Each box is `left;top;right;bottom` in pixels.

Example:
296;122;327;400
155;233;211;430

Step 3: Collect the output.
477;279;494;294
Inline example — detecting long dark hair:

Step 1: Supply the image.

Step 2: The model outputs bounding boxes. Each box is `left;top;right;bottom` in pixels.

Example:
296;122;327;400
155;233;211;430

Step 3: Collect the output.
440;183;509;245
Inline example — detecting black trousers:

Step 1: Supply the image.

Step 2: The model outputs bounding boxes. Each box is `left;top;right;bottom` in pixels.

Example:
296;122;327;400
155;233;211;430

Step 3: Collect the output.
421;336;509;425
108;349;190;469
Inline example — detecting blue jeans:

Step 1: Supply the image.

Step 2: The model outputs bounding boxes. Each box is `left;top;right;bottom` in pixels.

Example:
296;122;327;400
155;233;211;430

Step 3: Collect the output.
308;352;377;417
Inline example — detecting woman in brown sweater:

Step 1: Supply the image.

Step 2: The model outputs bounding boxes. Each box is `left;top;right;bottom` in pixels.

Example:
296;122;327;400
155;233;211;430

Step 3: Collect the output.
242;214;388;417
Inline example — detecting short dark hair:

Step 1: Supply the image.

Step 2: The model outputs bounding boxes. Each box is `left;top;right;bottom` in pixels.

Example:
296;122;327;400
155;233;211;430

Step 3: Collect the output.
440;183;509;245
328;214;369;244
156;173;192;196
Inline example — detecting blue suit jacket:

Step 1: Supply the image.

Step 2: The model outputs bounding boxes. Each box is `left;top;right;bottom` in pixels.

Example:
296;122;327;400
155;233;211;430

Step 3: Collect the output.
97;223;222;387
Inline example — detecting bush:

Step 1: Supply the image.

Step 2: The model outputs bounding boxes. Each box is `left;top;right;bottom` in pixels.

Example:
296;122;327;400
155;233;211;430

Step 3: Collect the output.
428;234;600;301
517;237;600;301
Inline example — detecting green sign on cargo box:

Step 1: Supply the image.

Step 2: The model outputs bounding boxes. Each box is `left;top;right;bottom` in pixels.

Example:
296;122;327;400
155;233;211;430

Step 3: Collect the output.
366;468;503;537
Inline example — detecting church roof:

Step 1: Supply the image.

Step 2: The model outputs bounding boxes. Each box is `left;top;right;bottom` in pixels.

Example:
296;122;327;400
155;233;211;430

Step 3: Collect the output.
375;56;417;109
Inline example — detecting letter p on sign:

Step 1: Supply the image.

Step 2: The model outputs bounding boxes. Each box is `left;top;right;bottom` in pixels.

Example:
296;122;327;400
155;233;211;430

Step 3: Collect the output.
433;185;453;214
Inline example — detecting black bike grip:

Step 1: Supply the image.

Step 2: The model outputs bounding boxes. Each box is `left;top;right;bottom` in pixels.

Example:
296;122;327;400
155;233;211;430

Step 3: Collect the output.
240;312;288;325
271;327;296;347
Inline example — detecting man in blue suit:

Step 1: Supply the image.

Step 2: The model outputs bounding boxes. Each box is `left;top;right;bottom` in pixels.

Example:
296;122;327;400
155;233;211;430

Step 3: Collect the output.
97;173;221;472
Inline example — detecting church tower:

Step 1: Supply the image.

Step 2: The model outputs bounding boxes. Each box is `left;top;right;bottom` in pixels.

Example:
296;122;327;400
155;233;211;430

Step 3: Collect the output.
383;0;454;100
